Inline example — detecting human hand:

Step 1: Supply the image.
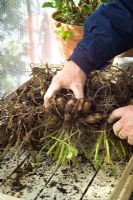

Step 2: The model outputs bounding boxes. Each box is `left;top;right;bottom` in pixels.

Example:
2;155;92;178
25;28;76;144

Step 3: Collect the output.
108;105;133;145
44;60;87;110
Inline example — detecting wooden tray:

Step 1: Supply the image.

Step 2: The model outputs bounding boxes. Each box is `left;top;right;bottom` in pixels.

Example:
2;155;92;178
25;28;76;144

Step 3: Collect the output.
0;67;132;200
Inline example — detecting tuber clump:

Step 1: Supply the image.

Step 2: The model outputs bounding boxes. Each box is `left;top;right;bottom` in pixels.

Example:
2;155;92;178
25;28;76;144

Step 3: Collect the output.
0;65;133;170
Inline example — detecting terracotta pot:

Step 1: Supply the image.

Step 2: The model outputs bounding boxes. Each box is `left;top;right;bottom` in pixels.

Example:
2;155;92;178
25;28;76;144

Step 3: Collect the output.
51;12;83;59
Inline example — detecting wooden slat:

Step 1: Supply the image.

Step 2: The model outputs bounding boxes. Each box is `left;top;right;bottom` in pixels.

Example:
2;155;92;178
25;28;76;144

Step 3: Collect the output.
118;174;133;200
82;161;127;200
109;156;133;200
1;159;127;200
0;193;23;200
36;161;96;200
0;156;51;200
0;158;96;200
0;156;60;200
0;151;28;181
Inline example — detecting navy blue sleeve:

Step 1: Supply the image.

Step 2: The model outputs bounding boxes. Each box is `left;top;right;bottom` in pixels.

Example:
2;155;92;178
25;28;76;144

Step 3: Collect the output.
69;0;133;75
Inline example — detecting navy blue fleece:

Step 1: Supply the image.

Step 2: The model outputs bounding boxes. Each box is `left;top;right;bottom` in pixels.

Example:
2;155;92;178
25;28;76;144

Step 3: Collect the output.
69;0;133;75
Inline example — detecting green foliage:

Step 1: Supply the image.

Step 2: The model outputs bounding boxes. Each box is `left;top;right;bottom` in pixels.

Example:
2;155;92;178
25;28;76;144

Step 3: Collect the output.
47;133;78;171
66;145;78;160
37;128;127;173
42;1;54;8
42;0;112;25
88;131;126;170
37;130;79;172
54;26;73;42
42;0;112;41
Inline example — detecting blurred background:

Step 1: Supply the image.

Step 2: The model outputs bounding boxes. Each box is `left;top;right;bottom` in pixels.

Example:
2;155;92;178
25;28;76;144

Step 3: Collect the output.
0;0;133;99
0;0;63;99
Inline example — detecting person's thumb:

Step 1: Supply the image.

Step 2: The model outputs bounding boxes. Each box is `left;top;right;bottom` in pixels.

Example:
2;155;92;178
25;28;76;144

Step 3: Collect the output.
44;80;61;107
70;84;84;111
108;108;123;123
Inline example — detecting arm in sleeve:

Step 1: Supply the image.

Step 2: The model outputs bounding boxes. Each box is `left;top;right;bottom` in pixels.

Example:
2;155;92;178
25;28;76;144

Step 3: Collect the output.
69;0;133;75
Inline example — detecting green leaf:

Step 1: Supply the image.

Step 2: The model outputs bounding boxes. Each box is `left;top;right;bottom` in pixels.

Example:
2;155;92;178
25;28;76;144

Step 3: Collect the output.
66;145;78;160
81;5;90;13
55;26;73;42
42;2;54;8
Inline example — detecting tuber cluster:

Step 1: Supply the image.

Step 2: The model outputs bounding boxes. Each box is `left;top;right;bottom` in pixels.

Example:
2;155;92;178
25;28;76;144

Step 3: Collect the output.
0;64;133;170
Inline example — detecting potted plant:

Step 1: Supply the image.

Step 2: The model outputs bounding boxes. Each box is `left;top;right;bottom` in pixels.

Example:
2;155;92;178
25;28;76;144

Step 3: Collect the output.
42;0;111;58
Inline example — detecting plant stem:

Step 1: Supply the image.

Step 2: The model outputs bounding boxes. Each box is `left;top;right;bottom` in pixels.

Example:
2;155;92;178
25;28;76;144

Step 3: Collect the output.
104;135;113;164
47;132;63;156
119;141;126;157
94;131;104;168
109;138;124;159
54;142;65;172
